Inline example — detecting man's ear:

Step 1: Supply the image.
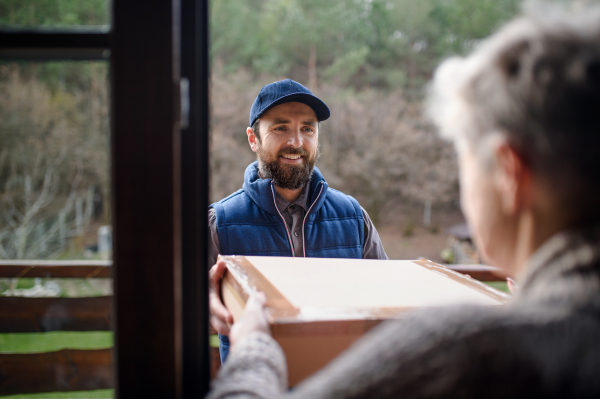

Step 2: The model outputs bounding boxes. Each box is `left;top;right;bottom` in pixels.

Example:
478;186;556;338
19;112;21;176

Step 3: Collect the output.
247;126;258;153
493;141;532;214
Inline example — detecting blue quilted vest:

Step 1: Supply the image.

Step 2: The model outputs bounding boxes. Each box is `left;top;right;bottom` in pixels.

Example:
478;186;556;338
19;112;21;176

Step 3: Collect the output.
210;162;364;258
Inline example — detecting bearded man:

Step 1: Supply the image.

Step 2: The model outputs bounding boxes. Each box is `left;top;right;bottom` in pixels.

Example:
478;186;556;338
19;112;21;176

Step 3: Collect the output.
208;79;388;362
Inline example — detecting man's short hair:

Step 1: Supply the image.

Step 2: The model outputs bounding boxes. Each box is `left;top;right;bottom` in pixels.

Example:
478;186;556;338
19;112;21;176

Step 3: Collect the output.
252;118;261;142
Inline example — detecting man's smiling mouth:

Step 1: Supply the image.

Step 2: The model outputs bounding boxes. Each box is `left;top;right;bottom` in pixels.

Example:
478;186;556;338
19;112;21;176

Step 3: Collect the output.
281;154;302;160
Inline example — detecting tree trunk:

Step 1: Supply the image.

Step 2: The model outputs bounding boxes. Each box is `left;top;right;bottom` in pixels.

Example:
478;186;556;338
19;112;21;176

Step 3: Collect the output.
423;199;432;227
91;64;101;132
307;45;317;91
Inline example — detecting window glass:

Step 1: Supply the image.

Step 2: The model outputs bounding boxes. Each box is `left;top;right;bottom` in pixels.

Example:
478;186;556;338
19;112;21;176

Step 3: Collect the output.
0;0;110;27
0;61;111;260
0;61;113;398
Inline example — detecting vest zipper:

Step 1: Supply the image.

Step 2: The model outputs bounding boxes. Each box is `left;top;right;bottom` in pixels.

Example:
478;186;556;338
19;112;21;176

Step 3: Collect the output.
301;183;324;257
271;183;295;257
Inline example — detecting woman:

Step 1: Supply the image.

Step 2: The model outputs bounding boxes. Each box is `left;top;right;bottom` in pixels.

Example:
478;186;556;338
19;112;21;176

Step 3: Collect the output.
207;7;600;398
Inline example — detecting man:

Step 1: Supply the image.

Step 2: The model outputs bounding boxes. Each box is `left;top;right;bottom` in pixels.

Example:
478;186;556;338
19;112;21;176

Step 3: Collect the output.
209;79;388;362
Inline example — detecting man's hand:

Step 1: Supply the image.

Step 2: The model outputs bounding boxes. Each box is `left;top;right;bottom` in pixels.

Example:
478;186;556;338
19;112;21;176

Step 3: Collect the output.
209;260;233;335
230;292;271;352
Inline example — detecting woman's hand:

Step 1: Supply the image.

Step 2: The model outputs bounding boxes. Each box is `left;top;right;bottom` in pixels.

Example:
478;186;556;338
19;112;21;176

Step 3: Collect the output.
229;292;271;352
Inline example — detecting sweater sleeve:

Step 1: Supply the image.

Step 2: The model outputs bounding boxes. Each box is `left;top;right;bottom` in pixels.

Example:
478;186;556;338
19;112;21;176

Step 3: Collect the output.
207;332;288;399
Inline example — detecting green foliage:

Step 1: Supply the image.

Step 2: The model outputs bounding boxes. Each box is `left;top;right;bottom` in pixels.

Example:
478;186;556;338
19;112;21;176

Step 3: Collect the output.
210;0;521;93
0;62;110;259
325;46;370;84
0;0;110;26
431;0;521;54
440;247;454;263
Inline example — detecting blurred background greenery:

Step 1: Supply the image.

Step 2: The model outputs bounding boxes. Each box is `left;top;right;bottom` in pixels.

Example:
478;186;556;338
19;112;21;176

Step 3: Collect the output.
0;0;522;262
209;0;520;261
211;0;519;93
0;0;109;26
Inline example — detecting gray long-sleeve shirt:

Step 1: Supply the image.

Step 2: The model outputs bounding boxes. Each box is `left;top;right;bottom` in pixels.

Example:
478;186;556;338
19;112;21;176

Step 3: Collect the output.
207;223;600;399
208;183;388;266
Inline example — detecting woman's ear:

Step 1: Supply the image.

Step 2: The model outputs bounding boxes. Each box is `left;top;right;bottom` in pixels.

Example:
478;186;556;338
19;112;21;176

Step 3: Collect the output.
493;141;532;215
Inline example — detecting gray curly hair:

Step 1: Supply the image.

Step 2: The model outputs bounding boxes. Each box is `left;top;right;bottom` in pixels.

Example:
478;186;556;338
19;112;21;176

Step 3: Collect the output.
428;4;600;192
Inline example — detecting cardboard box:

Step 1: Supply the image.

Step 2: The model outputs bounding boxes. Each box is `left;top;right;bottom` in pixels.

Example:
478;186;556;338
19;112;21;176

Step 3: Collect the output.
220;255;508;385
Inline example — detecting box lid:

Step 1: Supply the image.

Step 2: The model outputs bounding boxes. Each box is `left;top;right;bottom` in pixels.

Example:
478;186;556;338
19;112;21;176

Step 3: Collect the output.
221;255;508;327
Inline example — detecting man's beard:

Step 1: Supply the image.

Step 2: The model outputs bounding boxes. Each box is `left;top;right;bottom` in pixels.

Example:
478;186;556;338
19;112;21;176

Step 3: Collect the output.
257;145;320;190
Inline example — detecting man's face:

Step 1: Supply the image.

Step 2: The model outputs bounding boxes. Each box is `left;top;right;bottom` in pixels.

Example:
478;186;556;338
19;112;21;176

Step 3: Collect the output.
248;102;320;190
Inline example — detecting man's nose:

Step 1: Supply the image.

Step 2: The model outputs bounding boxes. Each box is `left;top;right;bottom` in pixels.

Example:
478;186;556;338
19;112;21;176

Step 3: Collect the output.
287;129;303;148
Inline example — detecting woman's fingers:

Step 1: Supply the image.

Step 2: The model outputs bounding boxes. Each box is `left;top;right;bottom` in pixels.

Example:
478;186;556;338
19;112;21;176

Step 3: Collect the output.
245;291;267;311
230;292;271;350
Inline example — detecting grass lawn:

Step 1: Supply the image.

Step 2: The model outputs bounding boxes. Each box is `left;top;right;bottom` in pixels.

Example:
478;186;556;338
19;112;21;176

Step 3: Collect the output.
0;332;113;353
0;332;114;398
484;281;510;293
0;390;114;399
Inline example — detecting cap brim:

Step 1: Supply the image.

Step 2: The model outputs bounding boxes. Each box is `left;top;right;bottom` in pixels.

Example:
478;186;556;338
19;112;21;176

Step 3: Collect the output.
253;93;330;126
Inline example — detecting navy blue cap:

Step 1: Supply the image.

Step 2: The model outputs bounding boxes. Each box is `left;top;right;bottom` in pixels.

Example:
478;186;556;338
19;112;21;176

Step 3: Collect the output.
249;79;330;127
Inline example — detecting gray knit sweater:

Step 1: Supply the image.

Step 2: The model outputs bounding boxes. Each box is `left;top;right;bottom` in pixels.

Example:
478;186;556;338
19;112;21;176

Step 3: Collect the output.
207;224;600;399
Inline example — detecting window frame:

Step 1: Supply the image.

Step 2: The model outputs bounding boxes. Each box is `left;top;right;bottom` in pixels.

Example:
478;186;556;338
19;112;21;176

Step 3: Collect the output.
0;1;211;397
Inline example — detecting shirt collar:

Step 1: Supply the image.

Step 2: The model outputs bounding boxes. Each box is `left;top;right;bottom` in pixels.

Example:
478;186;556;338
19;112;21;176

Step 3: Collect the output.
274;183;310;214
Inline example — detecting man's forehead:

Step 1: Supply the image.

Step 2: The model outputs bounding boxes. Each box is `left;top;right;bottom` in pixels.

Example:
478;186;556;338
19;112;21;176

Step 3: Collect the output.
265;118;319;127
261;102;318;123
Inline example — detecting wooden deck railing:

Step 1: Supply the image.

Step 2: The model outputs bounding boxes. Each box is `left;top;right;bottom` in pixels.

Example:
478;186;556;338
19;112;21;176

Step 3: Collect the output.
0;260;114;396
0;260;506;395
0;296;112;333
0;349;113;396
0;260;506;281
0;260;112;278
